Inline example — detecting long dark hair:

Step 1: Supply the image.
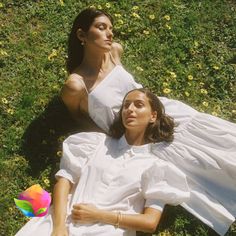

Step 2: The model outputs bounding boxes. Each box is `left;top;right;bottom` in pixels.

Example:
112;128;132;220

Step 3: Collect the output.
66;8;113;74
109;88;175;143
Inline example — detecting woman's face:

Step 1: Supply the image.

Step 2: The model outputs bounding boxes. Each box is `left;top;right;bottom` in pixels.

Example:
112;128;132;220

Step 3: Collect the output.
122;91;157;131
82;15;113;51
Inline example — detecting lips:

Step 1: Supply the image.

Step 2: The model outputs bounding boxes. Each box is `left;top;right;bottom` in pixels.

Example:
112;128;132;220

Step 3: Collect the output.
105;40;112;44
126;115;136;120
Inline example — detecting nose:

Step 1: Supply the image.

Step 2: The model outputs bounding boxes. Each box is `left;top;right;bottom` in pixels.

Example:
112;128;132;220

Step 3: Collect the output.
107;29;113;39
127;103;135;112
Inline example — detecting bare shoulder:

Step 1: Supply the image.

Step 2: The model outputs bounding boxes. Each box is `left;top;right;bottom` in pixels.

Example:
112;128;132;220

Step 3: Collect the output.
111;42;123;55
111;42;123;64
63;73;85;92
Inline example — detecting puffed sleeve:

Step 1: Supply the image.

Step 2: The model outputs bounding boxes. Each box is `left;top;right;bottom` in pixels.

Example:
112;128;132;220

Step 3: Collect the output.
55;132;106;184
141;160;190;212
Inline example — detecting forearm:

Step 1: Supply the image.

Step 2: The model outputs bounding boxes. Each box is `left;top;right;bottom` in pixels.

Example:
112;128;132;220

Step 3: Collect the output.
98;208;161;233
72;204;161;233
52;177;72;227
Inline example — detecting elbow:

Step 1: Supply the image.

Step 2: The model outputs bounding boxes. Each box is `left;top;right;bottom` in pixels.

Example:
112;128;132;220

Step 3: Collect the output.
145;217;159;233
144;220;159;233
146;225;157;233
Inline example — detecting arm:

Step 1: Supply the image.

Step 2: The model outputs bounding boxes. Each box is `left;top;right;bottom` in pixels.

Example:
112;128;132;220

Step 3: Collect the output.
60;75;86;121
51;177;73;236
71;204;161;233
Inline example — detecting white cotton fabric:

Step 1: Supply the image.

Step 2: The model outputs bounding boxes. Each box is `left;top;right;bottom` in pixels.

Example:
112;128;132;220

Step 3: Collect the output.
15;133;189;236
86;65;236;235
88;65;142;132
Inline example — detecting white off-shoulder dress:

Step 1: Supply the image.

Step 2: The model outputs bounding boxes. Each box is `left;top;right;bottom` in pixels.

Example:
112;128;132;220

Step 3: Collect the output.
87;65;236;235
15;132;189;236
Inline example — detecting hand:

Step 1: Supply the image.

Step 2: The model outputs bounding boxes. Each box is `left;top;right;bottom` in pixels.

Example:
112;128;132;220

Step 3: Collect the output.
51;224;68;236
71;203;99;224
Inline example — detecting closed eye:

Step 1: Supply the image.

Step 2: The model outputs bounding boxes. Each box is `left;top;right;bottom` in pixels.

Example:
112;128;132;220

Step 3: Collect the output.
135;101;144;108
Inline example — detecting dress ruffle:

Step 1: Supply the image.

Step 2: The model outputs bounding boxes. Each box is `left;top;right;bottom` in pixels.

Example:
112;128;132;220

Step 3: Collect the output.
151;102;236;235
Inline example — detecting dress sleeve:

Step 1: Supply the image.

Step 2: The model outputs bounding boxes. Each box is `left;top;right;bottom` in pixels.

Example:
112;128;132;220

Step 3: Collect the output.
55;132;106;184
141;160;190;212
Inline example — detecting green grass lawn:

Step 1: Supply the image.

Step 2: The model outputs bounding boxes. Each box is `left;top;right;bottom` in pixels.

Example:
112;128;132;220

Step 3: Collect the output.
0;0;235;235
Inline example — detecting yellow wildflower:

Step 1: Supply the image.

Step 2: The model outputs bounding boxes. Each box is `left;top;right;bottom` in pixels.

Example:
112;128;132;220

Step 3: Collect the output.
143;30;150;35
59;0;64;6
185;91;190;97
117;19;124;25
211;111;218;116
114;13;122;18
163;88;171;94
189;48;196;55
62;68;67;74
7;108;14;115
132;6;139;10
232;110;236;114
165;24;171;30
200;82;205;86
53;85;59;90
169;71;177;78
159;230;172;236
43;178;50;186
196;63;202;69
48;49;58;61
1;98;8;104
202;101;209;107
58;136;66;143
0;49;8;56
32;31;37;36
187;75;193;80
131;12;140;19
149;14;155;20
136;66;143;72
105;3;111;8
57;151;62;157
200;88;208;94
213;65;220;70
97;5;102;10
163;82;169;87
0;3;3;8
194;41;199;47
163;15;170;21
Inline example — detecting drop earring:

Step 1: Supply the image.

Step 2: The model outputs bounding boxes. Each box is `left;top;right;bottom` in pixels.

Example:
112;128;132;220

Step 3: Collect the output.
81;41;84;46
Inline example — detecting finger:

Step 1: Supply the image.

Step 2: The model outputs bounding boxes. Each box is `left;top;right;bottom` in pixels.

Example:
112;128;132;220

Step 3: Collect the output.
72;204;81;209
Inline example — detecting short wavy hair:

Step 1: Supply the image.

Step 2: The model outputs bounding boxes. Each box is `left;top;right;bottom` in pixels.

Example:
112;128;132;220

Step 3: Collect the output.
109;88;175;143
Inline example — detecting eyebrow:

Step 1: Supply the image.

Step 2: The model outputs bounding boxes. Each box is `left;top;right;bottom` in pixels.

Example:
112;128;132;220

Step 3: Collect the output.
124;99;145;103
94;21;113;27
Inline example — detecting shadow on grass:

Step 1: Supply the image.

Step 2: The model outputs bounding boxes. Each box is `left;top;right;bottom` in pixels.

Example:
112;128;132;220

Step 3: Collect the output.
136;204;225;236
157;205;222;236
21;95;101;185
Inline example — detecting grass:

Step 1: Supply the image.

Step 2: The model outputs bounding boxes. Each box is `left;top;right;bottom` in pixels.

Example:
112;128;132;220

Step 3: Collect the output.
0;0;235;235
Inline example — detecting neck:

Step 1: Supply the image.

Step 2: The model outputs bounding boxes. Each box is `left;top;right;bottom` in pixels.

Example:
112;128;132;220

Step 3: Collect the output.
124;130;146;146
80;48;108;73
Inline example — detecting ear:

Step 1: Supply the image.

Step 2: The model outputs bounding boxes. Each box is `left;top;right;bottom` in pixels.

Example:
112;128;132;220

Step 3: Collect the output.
149;111;157;123
76;28;86;42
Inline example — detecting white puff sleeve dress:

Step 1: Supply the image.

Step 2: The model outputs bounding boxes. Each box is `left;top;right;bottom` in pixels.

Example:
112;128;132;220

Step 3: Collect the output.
15;133;189;236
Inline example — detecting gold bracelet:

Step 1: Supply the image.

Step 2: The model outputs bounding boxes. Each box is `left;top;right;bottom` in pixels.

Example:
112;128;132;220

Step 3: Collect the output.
115;211;122;228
